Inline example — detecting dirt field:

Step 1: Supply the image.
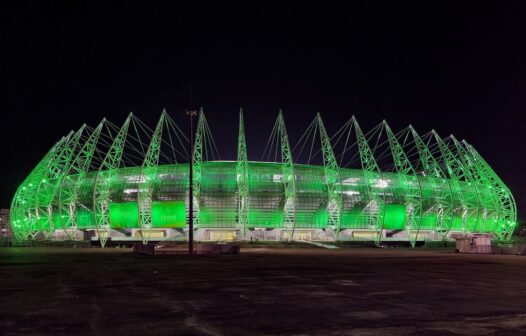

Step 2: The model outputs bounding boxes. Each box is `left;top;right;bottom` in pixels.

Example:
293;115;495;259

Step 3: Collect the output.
0;246;525;335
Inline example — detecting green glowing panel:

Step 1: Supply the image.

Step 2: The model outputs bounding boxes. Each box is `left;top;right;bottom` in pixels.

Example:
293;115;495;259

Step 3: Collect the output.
109;202;139;229
38;217;50;230
295;209;328;228
52;212;66;229
487;218;498;232
342;208;369;229
466;217;478;231
451;216;462;230
152;201;186;228
29;218;39;231
247;210;284;228
199;209;236;228
420;213;438;229
383;204;406;230
77;209;95;228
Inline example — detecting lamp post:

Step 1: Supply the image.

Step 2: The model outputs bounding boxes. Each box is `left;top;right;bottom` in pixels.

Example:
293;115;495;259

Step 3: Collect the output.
187;110;197;255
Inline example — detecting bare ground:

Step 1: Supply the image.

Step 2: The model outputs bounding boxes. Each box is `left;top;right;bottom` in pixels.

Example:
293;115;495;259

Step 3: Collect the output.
0;246;525;335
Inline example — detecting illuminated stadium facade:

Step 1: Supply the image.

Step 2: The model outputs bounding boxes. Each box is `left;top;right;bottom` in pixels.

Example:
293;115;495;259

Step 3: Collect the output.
10;110;516;247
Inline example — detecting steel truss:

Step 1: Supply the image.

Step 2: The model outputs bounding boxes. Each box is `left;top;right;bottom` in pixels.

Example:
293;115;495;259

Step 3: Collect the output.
433;131;480;235
34;129;85;238
277;111;297;240
58;121;106;239
10;110;516;245
317;114;343;237
409;127;453;240
93;114;132;247
383;122;423;247
352;117;384;244
138;111;167;244
464;142;516;240
236;109;249;237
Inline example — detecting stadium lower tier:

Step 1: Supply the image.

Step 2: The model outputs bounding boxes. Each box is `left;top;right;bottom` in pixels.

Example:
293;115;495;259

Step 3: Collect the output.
10;161;515;243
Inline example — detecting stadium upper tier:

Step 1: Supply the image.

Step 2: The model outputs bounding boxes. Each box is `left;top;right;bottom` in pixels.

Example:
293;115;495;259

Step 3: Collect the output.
10;110;516;247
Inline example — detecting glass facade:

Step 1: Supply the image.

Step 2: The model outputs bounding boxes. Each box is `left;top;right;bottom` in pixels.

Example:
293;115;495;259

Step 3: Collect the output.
9;161;515;240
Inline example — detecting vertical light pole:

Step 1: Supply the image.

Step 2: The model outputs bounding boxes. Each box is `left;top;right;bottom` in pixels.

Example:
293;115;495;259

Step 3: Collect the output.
187;110;197;255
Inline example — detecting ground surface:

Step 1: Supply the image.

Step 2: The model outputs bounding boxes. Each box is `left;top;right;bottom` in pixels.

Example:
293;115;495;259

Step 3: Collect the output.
0;246;526;335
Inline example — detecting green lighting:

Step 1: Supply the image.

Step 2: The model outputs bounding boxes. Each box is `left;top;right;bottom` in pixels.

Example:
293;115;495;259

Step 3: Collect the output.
9;112;516;244
383;204;406;230
152;201;186;228
77;209;95;228
109;202;139;229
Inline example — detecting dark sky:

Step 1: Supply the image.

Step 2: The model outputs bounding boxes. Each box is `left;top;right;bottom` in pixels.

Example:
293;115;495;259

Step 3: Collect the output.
2;1;526;219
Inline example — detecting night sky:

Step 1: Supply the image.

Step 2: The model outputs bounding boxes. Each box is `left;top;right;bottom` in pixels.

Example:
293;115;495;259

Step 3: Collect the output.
2;2;526;220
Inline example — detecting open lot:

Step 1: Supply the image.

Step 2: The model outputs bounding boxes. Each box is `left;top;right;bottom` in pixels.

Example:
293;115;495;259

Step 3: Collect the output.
0;246;525;335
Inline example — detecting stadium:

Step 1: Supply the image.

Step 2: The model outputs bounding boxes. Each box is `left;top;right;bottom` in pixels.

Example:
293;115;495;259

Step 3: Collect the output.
10;110;516;247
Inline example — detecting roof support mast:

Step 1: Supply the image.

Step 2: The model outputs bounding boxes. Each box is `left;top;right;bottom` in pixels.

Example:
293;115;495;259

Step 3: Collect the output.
35;126;86;238
353;117;384;245
410;127;453;240
317;113;343;237
58;120;106;239
26;132;73;238
464;142;516;240
449;136;494;234
138;111;167;245
277;111;297;240
237;109;249;238
10;138;66;240
93;113;132;248
384;122;423;247
433;131;478;235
